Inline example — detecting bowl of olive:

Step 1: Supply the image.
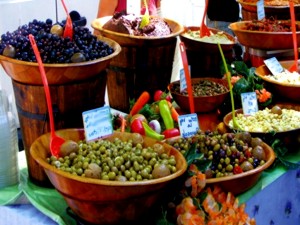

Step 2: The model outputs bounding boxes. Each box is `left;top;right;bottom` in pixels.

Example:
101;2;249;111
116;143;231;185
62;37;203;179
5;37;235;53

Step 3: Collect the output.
0;19;121;85
30;129;187;225
166;130;276;195
168;77;230;113
223;103;300;146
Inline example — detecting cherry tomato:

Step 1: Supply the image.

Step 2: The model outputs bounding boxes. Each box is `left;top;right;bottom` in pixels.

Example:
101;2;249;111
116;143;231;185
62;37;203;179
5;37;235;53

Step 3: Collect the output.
162;128;180;139
130;119;145;135
154;90;163;102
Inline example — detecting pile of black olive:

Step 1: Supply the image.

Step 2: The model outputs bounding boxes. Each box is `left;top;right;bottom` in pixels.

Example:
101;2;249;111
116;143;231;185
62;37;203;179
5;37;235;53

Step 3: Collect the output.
166;130;266;178
0;18;114;63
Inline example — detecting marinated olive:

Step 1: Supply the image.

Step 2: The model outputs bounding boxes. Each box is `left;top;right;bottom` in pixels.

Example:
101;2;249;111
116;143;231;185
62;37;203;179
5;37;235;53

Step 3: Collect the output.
271;105;282;115
50;24;63;36
60;140;79;157
152;164;171;179
240;161;254;172
252;145;266;161
3;45;16;58
71;52;86;63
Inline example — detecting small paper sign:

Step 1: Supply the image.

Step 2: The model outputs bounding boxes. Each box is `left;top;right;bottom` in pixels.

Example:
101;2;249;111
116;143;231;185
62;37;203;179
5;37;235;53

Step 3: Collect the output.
178;113;200;138
257;0;265;20
82;106;113;141
241;92;258;115
126;0;141;15
179;66;191;92
264;57;284;75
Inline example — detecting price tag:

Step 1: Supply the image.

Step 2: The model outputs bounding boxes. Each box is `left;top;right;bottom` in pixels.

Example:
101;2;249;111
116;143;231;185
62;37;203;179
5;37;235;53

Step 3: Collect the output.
179;66;191;92
257;0;265;20
82;106;113;142
178;113;200;138
264;57;284;75
241;92;258;115
126;0;141;15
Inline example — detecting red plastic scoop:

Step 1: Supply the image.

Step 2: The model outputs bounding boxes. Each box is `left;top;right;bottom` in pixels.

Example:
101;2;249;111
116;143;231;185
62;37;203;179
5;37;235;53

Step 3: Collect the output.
200;0;210;37
179;42;195;114
29;34;65;157
289;0;298;72
61;0;73;40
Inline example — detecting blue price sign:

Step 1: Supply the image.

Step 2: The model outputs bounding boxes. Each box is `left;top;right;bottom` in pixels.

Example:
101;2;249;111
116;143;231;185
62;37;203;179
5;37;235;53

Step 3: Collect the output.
178;113;200;138
257;0;265;20
241;92;258;115
82;106;113;141
179;68;187;92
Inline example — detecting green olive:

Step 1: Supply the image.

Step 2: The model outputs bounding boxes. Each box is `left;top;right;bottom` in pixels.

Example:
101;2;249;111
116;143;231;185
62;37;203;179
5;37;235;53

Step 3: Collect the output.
60;140;79;157
152;164;171;179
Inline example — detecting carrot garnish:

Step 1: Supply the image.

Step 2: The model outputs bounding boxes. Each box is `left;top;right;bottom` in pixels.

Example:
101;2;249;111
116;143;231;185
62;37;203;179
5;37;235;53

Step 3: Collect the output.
129;91;150;116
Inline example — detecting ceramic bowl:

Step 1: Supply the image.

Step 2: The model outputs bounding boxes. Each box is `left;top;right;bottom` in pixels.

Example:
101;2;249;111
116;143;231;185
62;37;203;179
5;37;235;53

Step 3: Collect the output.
30;129;187;225
255;60;300;103
229;20;300;50
206;141;275;195
168;78;230;113
0;36;121;85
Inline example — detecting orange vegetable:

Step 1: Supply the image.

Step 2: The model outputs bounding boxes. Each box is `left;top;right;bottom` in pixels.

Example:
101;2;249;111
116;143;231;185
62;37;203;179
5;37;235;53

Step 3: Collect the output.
167;101;179;122
255;88;271;103
129;91;150;116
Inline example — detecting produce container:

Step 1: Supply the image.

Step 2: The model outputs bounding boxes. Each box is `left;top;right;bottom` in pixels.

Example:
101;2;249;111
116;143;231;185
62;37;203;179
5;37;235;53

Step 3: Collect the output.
0;36;121;186
179;27;236;78
92;16;184;113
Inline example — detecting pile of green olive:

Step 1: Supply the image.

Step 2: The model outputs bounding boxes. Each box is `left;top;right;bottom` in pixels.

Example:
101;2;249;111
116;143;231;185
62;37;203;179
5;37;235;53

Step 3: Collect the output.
166;130;266;178
47;135;177;181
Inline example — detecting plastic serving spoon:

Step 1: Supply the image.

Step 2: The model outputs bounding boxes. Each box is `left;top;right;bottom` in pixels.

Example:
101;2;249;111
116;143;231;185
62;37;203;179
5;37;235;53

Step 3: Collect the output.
61;0;73;40
289;0;298;72
179;42;195;113
200;0;210;37
29;34;65;157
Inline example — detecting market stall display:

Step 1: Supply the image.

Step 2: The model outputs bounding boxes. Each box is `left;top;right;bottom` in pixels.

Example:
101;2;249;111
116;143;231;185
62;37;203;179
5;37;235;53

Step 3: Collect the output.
168;77;229;113
92;14;184;113
30;129;187;225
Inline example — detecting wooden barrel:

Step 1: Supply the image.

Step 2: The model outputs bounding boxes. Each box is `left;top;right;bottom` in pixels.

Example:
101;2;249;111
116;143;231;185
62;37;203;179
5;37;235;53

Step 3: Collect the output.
12;72;107;186
106;38;177;112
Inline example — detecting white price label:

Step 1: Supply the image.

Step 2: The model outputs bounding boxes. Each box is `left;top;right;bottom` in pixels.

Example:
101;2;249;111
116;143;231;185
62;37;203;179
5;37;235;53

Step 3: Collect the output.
264;57;284;75
82;106;113;141
257;0;265;20
241;92;258;115
178;113;200;138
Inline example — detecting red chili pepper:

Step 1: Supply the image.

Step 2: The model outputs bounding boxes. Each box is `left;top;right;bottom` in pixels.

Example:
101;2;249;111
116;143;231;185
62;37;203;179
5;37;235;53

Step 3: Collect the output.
162;128;180;139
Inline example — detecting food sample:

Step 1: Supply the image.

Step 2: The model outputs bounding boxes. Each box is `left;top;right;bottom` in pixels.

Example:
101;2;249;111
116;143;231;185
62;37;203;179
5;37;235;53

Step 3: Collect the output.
265;69;300;85
181;30;234;44
102;12;172;37
48;134;178;181
0;18;114;63
228;106;300;132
